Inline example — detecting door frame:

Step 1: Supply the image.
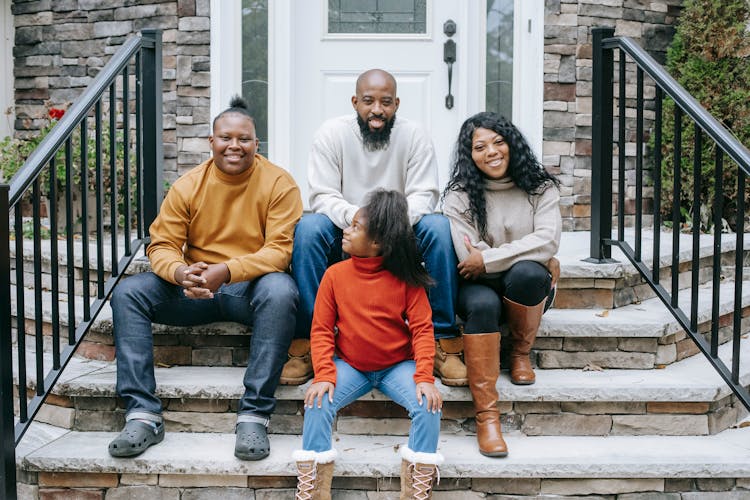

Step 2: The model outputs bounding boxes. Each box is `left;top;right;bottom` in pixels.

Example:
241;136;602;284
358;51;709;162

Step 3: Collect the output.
268;0;293;170
1;0;14;138
511;0;544;156
209;0;243;130
210;0;545;167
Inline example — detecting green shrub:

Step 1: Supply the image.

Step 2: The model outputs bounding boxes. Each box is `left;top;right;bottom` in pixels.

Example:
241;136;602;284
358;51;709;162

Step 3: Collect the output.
0;108;68;185
0;107;129;189
659;0;750;231
0;107;134;234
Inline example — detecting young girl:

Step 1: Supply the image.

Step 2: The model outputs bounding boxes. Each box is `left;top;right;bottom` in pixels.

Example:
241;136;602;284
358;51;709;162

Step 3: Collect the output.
292;189;443;499
443;112;561;458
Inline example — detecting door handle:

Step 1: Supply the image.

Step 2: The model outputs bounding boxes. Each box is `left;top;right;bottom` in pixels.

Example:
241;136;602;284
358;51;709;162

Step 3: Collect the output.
443;20;456;109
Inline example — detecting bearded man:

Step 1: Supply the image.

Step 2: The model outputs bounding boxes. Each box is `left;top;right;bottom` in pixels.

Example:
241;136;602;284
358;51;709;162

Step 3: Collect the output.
281;69;466;387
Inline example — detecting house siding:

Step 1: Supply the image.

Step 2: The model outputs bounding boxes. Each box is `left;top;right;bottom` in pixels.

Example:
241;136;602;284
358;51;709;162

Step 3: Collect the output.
10;0;683;229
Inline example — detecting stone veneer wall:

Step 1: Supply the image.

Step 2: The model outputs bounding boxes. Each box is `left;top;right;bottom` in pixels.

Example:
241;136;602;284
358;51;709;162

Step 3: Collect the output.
11;0;683;224
15;474;750;499
544;0;683;231
12;0;209;187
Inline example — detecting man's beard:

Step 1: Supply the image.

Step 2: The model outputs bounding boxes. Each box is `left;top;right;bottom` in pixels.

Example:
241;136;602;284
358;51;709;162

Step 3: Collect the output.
357;114;397;151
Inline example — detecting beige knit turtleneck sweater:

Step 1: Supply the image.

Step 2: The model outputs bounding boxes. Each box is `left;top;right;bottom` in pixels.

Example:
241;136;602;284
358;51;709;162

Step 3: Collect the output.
442;176;561;276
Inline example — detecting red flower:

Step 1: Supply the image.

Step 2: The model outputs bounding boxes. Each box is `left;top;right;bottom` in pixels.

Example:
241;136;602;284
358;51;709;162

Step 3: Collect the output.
48;108;65;120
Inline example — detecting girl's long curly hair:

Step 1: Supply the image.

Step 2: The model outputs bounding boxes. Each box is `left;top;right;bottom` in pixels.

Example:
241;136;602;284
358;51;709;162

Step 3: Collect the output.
443;112;559;240
362;189;435;290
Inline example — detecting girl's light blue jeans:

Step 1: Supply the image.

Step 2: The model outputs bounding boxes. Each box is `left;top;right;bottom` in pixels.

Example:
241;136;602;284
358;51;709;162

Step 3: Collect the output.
302;358;441;453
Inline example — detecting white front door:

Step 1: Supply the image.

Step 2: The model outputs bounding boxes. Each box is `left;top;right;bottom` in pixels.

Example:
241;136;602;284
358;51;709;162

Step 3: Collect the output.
270;0;485;207
211;0;544;205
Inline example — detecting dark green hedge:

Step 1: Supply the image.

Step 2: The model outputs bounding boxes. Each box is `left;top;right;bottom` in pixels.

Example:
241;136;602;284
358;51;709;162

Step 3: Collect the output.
659;0;750;230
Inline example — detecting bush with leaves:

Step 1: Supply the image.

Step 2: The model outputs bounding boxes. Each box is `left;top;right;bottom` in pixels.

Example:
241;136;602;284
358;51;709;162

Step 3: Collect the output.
0;109;65;183
0;107;133;233
659;0;750;231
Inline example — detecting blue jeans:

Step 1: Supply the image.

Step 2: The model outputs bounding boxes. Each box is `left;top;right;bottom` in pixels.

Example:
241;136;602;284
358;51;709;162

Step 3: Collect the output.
301;358;441;453
111;271;298;420
291;213;458;338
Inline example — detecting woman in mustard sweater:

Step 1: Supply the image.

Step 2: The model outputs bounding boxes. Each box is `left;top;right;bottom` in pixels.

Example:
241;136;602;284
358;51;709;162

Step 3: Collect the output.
292;190;443;499
443;112;561;458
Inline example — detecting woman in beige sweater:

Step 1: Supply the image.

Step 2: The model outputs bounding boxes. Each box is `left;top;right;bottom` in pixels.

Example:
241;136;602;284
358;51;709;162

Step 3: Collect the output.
443;112;561;458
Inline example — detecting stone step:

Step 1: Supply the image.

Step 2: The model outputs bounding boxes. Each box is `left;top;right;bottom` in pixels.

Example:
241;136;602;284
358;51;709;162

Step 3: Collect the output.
15;335;749;437
11;230;750;309
14;277;750;370
10;238;145;296
15;421;750;498
554;229;750;309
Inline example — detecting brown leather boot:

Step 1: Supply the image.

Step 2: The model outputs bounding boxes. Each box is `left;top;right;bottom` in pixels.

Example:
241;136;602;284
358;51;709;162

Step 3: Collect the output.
503;297;546;385
433;337;468;386
280;339;313;385
463;332;508;457
293;449;336;500
399;446;443;499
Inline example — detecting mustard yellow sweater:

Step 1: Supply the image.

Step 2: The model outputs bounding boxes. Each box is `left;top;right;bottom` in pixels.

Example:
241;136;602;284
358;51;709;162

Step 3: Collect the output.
147;155;303;284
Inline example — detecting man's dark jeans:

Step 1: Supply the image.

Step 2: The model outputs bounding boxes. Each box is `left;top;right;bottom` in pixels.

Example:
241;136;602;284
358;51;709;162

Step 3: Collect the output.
111;271;298;422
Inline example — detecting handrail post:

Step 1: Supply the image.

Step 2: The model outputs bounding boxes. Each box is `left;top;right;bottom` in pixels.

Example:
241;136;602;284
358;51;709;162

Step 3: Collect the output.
586;27;616;263
0;185;16;500
141;29;164;237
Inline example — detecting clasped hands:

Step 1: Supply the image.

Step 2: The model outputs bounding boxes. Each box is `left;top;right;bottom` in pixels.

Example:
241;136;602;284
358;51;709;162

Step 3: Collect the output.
174;261;230;299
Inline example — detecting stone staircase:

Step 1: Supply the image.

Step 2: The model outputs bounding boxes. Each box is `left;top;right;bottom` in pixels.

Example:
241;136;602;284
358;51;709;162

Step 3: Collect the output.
11;230;750;498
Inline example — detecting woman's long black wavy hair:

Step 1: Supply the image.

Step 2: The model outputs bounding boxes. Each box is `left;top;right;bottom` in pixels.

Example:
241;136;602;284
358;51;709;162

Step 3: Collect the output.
361;189;435;290
443;112;559;241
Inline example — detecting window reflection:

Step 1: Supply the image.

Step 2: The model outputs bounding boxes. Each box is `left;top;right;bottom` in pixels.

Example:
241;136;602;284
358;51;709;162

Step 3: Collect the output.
486;0;513;120
328;0;427;34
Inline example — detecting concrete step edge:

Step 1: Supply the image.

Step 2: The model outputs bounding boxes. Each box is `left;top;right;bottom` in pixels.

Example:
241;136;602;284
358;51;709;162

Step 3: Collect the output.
22;334;748;403
14;278;750;340
17;424;750;479
13;230;750;281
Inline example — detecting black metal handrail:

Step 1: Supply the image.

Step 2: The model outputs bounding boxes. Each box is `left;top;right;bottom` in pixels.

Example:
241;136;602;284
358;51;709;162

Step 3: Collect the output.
589;27;750;411
0;30;163;499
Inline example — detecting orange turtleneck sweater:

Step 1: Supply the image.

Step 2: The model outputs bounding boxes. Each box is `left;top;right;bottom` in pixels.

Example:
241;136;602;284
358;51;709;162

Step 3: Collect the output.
310;256;435;385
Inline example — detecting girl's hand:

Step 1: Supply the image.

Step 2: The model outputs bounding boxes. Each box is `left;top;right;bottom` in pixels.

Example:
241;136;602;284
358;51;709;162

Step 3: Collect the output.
457;235;486;280
416;382;442;413
304;381;335;409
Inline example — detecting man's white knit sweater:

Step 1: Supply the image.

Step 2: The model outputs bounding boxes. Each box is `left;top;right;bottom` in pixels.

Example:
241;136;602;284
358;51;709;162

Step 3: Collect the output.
308;115;439;229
